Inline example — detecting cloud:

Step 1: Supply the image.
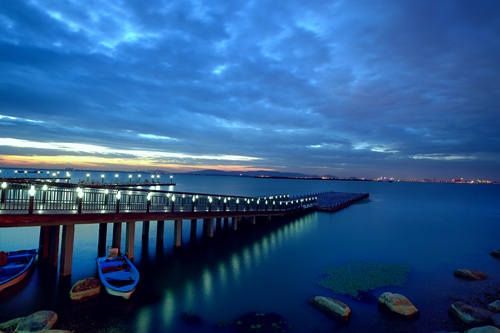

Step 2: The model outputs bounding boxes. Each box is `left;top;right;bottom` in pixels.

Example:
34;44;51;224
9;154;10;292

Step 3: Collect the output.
1;0;499;179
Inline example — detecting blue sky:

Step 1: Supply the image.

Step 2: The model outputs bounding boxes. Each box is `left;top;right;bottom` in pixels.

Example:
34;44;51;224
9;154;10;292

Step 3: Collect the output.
1;0;499;180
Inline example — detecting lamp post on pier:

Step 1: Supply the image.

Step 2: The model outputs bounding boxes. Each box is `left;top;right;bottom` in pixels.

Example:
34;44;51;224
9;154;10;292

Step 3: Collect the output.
1;182;7;204
28;185;35;214
77;187;83;214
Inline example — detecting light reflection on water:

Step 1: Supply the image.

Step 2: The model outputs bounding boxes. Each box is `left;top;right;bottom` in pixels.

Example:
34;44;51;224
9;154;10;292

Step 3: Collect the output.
159;289;175;330
201;267;213;301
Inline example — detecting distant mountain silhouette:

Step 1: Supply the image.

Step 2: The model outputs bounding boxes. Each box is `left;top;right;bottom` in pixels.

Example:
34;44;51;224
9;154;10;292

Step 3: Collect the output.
183;169;339;179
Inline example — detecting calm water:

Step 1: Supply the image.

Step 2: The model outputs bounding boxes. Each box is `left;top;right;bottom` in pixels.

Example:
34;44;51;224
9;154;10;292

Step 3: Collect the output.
0;172;499;332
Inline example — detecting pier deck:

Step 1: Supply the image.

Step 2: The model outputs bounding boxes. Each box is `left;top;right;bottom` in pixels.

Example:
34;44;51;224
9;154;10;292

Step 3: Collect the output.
0;179;369;276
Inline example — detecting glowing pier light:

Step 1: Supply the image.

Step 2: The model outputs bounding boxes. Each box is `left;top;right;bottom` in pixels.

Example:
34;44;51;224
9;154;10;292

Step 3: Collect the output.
101;174;105;183
29;186;36;197
116;191;121;200
115;174;119;184
1;182;6;189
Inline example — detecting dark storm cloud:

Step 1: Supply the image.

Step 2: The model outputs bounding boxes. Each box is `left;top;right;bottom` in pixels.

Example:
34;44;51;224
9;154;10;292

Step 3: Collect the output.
1;0;499;179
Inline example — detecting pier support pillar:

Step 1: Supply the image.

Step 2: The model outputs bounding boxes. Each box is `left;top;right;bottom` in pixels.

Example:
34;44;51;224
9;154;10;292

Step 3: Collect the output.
174;219;183;247
203;218;214;238
232;217;238;231
38;226;50;263
157;220;165;242
112;222;122;251
190;219;197;241
125;222;135;259
48;225;60;267
223;217;229;229
157;220;165;249
216;218;222;232
60;224;75;276
142;221;150;242
98;223;107;257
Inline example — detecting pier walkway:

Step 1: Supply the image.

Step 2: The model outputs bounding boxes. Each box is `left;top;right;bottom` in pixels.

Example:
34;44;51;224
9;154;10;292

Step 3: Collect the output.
0;179;368;276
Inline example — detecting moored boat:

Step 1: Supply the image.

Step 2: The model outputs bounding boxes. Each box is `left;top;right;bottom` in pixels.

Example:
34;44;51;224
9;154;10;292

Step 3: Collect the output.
96;248;139;299
0;249;37;292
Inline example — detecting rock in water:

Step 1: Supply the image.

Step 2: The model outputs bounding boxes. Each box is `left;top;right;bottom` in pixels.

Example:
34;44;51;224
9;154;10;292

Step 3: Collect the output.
15;310;58;333
69;277;101;302
449;302;494;325
492;314;500;328
453;269;488;280
0;317;24;331
491;250;500;258
309;296;351;322
465;326;500;333
378;292;419;319
489;300;500;312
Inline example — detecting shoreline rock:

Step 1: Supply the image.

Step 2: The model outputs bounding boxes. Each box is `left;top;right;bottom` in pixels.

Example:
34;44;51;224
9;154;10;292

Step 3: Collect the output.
0;317;24;332
489;300;500;313
309;296;351;322
453;269;488;280
15;310;58;333
378;292;419;319
490;250;500;259
449;302;494;326
465;326;500;333
492;314;500;328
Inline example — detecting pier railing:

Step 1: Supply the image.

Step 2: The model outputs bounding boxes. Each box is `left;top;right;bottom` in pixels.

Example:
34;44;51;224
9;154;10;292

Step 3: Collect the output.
0;181;317;215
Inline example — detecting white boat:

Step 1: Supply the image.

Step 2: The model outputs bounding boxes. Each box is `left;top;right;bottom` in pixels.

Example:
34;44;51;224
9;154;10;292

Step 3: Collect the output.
96;248;139;299
0;249;37;292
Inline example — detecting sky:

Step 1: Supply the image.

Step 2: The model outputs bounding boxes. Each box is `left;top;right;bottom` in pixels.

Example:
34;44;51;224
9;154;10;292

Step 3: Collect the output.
1;1;500;180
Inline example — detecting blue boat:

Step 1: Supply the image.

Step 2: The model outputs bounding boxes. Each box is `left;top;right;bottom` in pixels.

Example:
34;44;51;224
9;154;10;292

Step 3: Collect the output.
0;249;37;293
96;248;140;299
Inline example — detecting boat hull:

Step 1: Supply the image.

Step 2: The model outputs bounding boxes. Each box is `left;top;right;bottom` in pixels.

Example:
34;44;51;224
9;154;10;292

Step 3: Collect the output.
96;254;139;299
0;249;37;293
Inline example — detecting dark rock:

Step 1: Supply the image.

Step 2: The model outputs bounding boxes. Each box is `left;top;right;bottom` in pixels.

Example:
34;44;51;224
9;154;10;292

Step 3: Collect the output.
489;300;500;313
491;250;500;258
454;269;488;280
229;312;291;333
492;314;500;328
378;292;419;319
180;311;202;325
465;326;500;333
309;296;351;322
15;310;58;333
449;302;493;325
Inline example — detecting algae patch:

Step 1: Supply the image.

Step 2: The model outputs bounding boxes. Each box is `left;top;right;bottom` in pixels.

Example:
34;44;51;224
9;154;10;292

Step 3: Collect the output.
317;261;409;299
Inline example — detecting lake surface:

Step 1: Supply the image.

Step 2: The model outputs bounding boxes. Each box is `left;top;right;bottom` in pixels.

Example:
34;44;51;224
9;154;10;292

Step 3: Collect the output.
1;172;499;332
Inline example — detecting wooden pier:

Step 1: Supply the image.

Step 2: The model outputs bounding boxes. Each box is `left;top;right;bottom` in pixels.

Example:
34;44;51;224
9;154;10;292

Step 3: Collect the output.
0;179;368;277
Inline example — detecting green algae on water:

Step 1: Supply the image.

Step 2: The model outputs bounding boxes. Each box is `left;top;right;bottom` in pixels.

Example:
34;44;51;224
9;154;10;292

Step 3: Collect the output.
317;261;409;299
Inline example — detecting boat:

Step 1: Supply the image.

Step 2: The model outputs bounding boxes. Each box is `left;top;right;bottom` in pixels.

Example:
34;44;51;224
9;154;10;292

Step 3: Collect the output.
0;249;37;292
96;248;140;299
